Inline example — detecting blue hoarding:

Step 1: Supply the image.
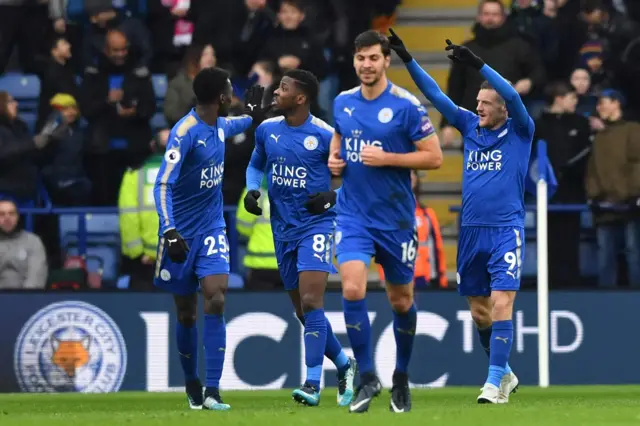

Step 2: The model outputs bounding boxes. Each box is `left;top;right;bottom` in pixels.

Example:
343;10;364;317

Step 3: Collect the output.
0;291;635;393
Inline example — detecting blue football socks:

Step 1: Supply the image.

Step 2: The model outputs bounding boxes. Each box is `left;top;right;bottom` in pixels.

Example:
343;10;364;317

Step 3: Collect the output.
204;314;226;390
303;309;327;388
478;325;512;374
176;322;198;382
485;320;514;388
325;316;350;374
343;298;373;376
393;303;417;373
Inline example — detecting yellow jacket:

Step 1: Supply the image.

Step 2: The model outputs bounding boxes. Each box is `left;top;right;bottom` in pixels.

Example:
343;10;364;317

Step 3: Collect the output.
118;155;161;259
236;187;278;270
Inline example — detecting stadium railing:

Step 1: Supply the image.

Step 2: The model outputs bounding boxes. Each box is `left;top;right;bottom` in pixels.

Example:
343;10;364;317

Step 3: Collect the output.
19;206;241;275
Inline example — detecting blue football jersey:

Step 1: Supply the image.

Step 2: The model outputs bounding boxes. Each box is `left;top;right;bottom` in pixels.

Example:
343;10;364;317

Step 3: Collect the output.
453;107;534;227
154;109;252;238
333;82;436;230
252;114;335;241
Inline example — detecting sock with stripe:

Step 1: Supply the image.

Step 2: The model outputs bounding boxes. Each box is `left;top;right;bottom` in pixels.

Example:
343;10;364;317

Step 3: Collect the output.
303;309;327;388
343;298;373;377
478;325;512;374
485;320;513;388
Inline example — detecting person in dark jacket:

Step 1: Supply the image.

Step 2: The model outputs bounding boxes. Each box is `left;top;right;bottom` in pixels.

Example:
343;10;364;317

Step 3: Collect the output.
534;81;592;288
80;29;156;206
37;37;79;133
585;89;640;288
0;92;56;203
507;0;558;73
440;0;546;145
259;0;329;81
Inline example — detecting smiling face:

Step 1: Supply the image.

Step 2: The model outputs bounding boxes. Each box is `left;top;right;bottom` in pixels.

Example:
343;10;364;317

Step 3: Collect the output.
476;88;507;128
353;44;390;87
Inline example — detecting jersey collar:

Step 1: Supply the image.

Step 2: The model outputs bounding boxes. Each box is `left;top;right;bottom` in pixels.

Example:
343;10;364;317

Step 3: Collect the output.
357;80;392;103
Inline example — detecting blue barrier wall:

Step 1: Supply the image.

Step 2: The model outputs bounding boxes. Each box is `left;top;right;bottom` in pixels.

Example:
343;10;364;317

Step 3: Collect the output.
0;291;636;393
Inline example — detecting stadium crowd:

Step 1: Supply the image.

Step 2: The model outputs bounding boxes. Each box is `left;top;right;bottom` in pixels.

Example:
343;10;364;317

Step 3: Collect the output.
0;0;639;290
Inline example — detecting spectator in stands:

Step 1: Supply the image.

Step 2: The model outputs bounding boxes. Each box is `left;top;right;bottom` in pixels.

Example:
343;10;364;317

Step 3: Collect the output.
440;0;546;145
251;60;277;88
118;129;169;291
83;0;153;73
258;0;329;81
0;199;47;289
570;67;599;120
40;94;91;206
377;171;447;288
37;37;78;132
80;29;156;206
164;44;216;127
0;0;51;74
535;81;592;287
0;92;60;204
507;0;559;73
236;177;282;290
585;89;640;287
147;0;194;76
578;40;613;93
190;0;276;76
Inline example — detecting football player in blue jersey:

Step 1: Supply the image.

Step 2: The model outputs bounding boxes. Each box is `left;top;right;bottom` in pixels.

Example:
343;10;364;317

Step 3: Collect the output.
388;29;533;403
327;30;443;414
153;67;269;411
243;69;357;407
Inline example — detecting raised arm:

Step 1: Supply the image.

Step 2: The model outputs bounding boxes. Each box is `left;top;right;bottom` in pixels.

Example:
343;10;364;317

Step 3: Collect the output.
405;60;459;125
479;64;529;129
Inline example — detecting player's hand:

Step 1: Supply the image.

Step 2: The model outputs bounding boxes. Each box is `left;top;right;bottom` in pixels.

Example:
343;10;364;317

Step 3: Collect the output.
388;28;413;63
445;39;485;70
244;84;272;125
328;150;346;176
243;189;263;216
304;191;337;215
360;145;388;167
164;229;190;263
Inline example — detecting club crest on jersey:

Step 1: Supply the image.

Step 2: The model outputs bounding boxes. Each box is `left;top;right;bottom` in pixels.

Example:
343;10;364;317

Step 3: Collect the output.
165;148;181;164
303;136;318;151
378;107;393;124
218;128;225;142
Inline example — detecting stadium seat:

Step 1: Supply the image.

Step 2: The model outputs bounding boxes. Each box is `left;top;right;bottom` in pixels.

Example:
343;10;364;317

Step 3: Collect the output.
228;273;244;289
151;112;167;130
0;73;40;110
66;245;120;284
152;74;167;107
59;213;120;247
20;112;37;134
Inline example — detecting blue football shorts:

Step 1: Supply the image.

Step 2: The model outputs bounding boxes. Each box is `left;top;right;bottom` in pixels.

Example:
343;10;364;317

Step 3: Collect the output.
335;218;417;285
275;229;335;291
456;226;525;297
153;227;230;295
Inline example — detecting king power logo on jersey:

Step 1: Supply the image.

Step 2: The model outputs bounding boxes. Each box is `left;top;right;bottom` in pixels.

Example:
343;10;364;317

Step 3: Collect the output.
343;129;382;163
466;149;503;172
271;162;307;188
200;161;224;188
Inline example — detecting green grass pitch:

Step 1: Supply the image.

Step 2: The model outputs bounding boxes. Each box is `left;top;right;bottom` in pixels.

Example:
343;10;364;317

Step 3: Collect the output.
2;386;640;426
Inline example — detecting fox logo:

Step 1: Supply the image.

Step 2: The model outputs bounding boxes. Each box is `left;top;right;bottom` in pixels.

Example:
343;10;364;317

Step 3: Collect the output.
51;336;91;378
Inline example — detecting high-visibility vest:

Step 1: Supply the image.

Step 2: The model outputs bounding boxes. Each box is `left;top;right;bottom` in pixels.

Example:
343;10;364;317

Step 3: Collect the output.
118;155;161;260
236;187;278;270
378;205;447;287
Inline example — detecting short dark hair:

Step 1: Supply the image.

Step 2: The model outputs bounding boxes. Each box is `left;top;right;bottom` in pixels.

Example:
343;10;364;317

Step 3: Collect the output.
50;36;66;51
192;67;230;105
284;69;319;104
354;30;391;57
581;0;608;13
478;0;505;14
281;0;305;12
544;81;575;105
479;80;506;104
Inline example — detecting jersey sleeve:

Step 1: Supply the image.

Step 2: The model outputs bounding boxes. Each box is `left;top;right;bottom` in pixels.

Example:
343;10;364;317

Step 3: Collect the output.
453;107;480;136
406;104;437;143
154;128;192;234
223;115;253;138
332;97;343;135
246;124;267;190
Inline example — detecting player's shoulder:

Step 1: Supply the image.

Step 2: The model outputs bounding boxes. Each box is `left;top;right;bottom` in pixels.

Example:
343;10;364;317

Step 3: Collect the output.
172;112;199;139
220;115;249;127
335;86;360;103
389;84;422;108
309;115;334;135
257;115;285;130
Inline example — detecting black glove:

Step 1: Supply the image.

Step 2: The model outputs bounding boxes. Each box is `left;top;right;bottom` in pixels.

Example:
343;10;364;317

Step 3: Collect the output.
304;191;337;215
388;28;413;63
244;84;272;126
445;39;485;70
243;189;263;216
164;229;190;263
